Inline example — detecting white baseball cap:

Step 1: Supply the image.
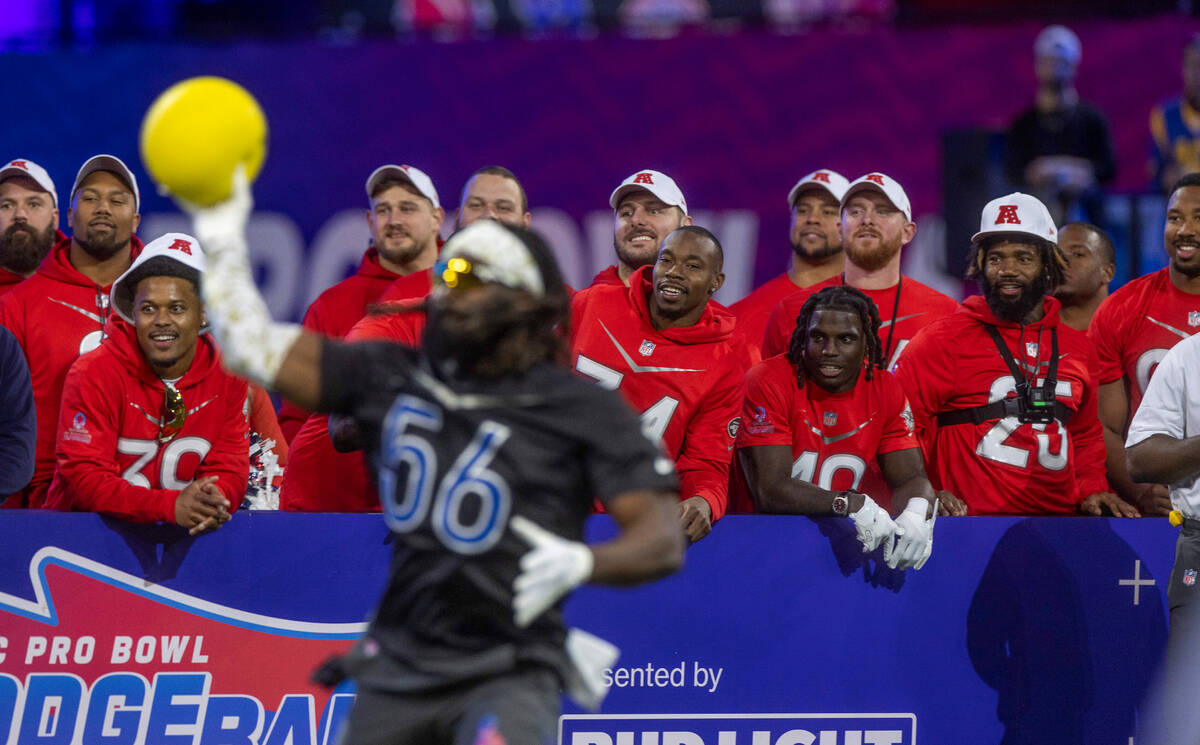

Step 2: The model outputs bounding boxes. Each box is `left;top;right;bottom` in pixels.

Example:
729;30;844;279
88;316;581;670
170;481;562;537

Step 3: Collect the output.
0;158;58;208
110;232;206;324
787;169;849;208
609;170;689;216
71;154;140;212
435;221;545;298
972;192;1058;246
365;164;440;209
841;172;912;222
1035;25;1081;64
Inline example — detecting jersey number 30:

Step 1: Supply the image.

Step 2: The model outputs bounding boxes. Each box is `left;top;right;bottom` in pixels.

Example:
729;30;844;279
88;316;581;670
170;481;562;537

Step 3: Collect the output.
378;395;512;555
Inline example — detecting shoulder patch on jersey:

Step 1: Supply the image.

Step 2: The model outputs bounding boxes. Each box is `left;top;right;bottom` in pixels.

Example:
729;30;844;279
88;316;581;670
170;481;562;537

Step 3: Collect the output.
727;416;741;439
901;403;915;434
746;406;774;435
63;411;92;444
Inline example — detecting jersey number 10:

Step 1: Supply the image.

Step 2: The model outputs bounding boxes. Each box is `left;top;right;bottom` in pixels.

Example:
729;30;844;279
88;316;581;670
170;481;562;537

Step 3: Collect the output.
377;395;513;555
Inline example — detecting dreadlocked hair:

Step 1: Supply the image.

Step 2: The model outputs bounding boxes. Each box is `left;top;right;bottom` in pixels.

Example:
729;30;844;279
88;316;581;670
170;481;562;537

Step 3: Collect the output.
966;234;1067;289
784;285;883;389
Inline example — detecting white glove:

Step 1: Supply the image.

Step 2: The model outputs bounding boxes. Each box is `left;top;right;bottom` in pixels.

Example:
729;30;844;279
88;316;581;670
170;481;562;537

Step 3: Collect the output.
511;516;594;628
848;494;897;557
178;166;301;387
888;498;934;570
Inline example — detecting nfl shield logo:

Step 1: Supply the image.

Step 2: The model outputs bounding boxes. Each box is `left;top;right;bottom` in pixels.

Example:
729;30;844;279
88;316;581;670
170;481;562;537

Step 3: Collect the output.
1189;311;1200;328
1025;342;1038;357
638;340;655;356
823;411;837;427
1186;569;1197;587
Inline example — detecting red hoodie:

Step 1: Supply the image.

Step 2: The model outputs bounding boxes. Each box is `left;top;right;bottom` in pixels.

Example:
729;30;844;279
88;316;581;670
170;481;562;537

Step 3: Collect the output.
0;235;143;507
277;247;402;441
570;265;747;519
892;295;1109;515
278;274;431;513
45;318;249;522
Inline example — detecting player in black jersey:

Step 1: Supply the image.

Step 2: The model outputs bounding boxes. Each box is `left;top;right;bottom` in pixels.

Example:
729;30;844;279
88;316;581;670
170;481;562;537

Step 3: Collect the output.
185;176;685;745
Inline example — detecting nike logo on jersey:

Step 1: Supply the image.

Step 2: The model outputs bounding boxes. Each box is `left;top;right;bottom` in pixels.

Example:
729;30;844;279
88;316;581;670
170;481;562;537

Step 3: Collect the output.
878;313;923;329
1146;316;1195;340
129;396;218;426
49;298;102;324
599;321;705;374
803;416;874;445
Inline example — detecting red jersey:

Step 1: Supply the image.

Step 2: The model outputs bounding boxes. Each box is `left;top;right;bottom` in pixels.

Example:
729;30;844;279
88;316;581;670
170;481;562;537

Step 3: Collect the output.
0;235;143;507
45;320;249;522
570;265;746;519
734;355;919;513
277;247;401;441
892;295;1108;515
1088;267;1200;418
278;295;427;513
729;272;806;365
589;265;624;288
761;275;959;367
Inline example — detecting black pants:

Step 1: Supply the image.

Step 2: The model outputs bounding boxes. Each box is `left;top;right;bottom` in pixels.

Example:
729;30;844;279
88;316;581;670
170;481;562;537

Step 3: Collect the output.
335;666;560;745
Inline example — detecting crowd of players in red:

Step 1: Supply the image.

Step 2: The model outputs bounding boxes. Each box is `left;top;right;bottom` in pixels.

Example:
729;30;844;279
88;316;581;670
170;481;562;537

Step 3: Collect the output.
2;154;1198;544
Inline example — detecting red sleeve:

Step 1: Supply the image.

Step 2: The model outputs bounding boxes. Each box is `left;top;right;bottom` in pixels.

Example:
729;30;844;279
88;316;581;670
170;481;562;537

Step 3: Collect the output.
198;378;251;510
675;353;744;522
876;373;920;456
346;305;422;345
55;359;178;522
1068;341;1111;498
890;323;955;457
737;359;795;448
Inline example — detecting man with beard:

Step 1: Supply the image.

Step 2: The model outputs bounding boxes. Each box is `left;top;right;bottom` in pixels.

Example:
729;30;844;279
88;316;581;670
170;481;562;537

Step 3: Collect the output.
276;164;443;442
179;168;685;741
590;169;692;287
761;172;958;368
1089;173;1200;516
0;159;64;297
730;169;848;363
279;166;539;512
570;226;745;542
1053;222;1114;331
46;233;249;532
892;192;1134;516
0;154;143;508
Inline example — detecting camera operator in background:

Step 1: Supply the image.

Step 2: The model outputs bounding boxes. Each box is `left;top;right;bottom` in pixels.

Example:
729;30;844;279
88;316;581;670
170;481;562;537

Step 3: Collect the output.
892;193;1134;516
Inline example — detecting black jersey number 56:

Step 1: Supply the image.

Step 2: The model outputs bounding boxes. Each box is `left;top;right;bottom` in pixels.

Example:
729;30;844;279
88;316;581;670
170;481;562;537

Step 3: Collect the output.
377;394;513;555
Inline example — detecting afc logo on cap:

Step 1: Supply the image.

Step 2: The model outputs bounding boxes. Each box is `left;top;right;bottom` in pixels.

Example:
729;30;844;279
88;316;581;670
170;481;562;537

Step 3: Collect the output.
865;174;885;185
9;160;28;170
812;172;831;183
167;238;193;255
995;205;1022;225
633;172;655;184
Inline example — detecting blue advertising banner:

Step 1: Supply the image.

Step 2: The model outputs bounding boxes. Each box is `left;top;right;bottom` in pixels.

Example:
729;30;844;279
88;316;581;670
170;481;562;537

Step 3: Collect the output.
0;513;1174;744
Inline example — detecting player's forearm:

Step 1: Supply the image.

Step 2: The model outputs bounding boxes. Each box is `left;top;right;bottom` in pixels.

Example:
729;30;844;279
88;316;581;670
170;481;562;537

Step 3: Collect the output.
1127;434;1200;485
1103;425;1146;500
591;491;684;585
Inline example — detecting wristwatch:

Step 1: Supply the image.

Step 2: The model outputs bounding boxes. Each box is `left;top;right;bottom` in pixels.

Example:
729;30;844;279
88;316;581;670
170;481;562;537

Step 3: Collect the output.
832;490;852;517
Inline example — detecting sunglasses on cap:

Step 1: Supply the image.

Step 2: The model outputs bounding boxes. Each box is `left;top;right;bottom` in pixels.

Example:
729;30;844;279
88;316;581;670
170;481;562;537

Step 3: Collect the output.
159;383;186;443
435;256;489;292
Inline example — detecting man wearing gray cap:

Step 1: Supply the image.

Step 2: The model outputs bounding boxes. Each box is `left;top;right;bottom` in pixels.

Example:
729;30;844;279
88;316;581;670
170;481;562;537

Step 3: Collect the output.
1005;24;1115;225
0;158;64;297
0;154;143;508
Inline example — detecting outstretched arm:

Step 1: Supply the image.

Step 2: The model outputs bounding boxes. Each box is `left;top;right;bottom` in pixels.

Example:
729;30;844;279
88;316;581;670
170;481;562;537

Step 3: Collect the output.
186;170;325;410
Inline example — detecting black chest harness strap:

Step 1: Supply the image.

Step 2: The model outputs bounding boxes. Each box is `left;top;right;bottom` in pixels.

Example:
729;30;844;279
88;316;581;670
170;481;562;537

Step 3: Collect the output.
936;324;1072;426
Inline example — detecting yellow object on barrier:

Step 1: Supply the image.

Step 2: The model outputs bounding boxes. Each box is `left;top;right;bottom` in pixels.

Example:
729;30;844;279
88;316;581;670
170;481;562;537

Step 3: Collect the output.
140;76;267;206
